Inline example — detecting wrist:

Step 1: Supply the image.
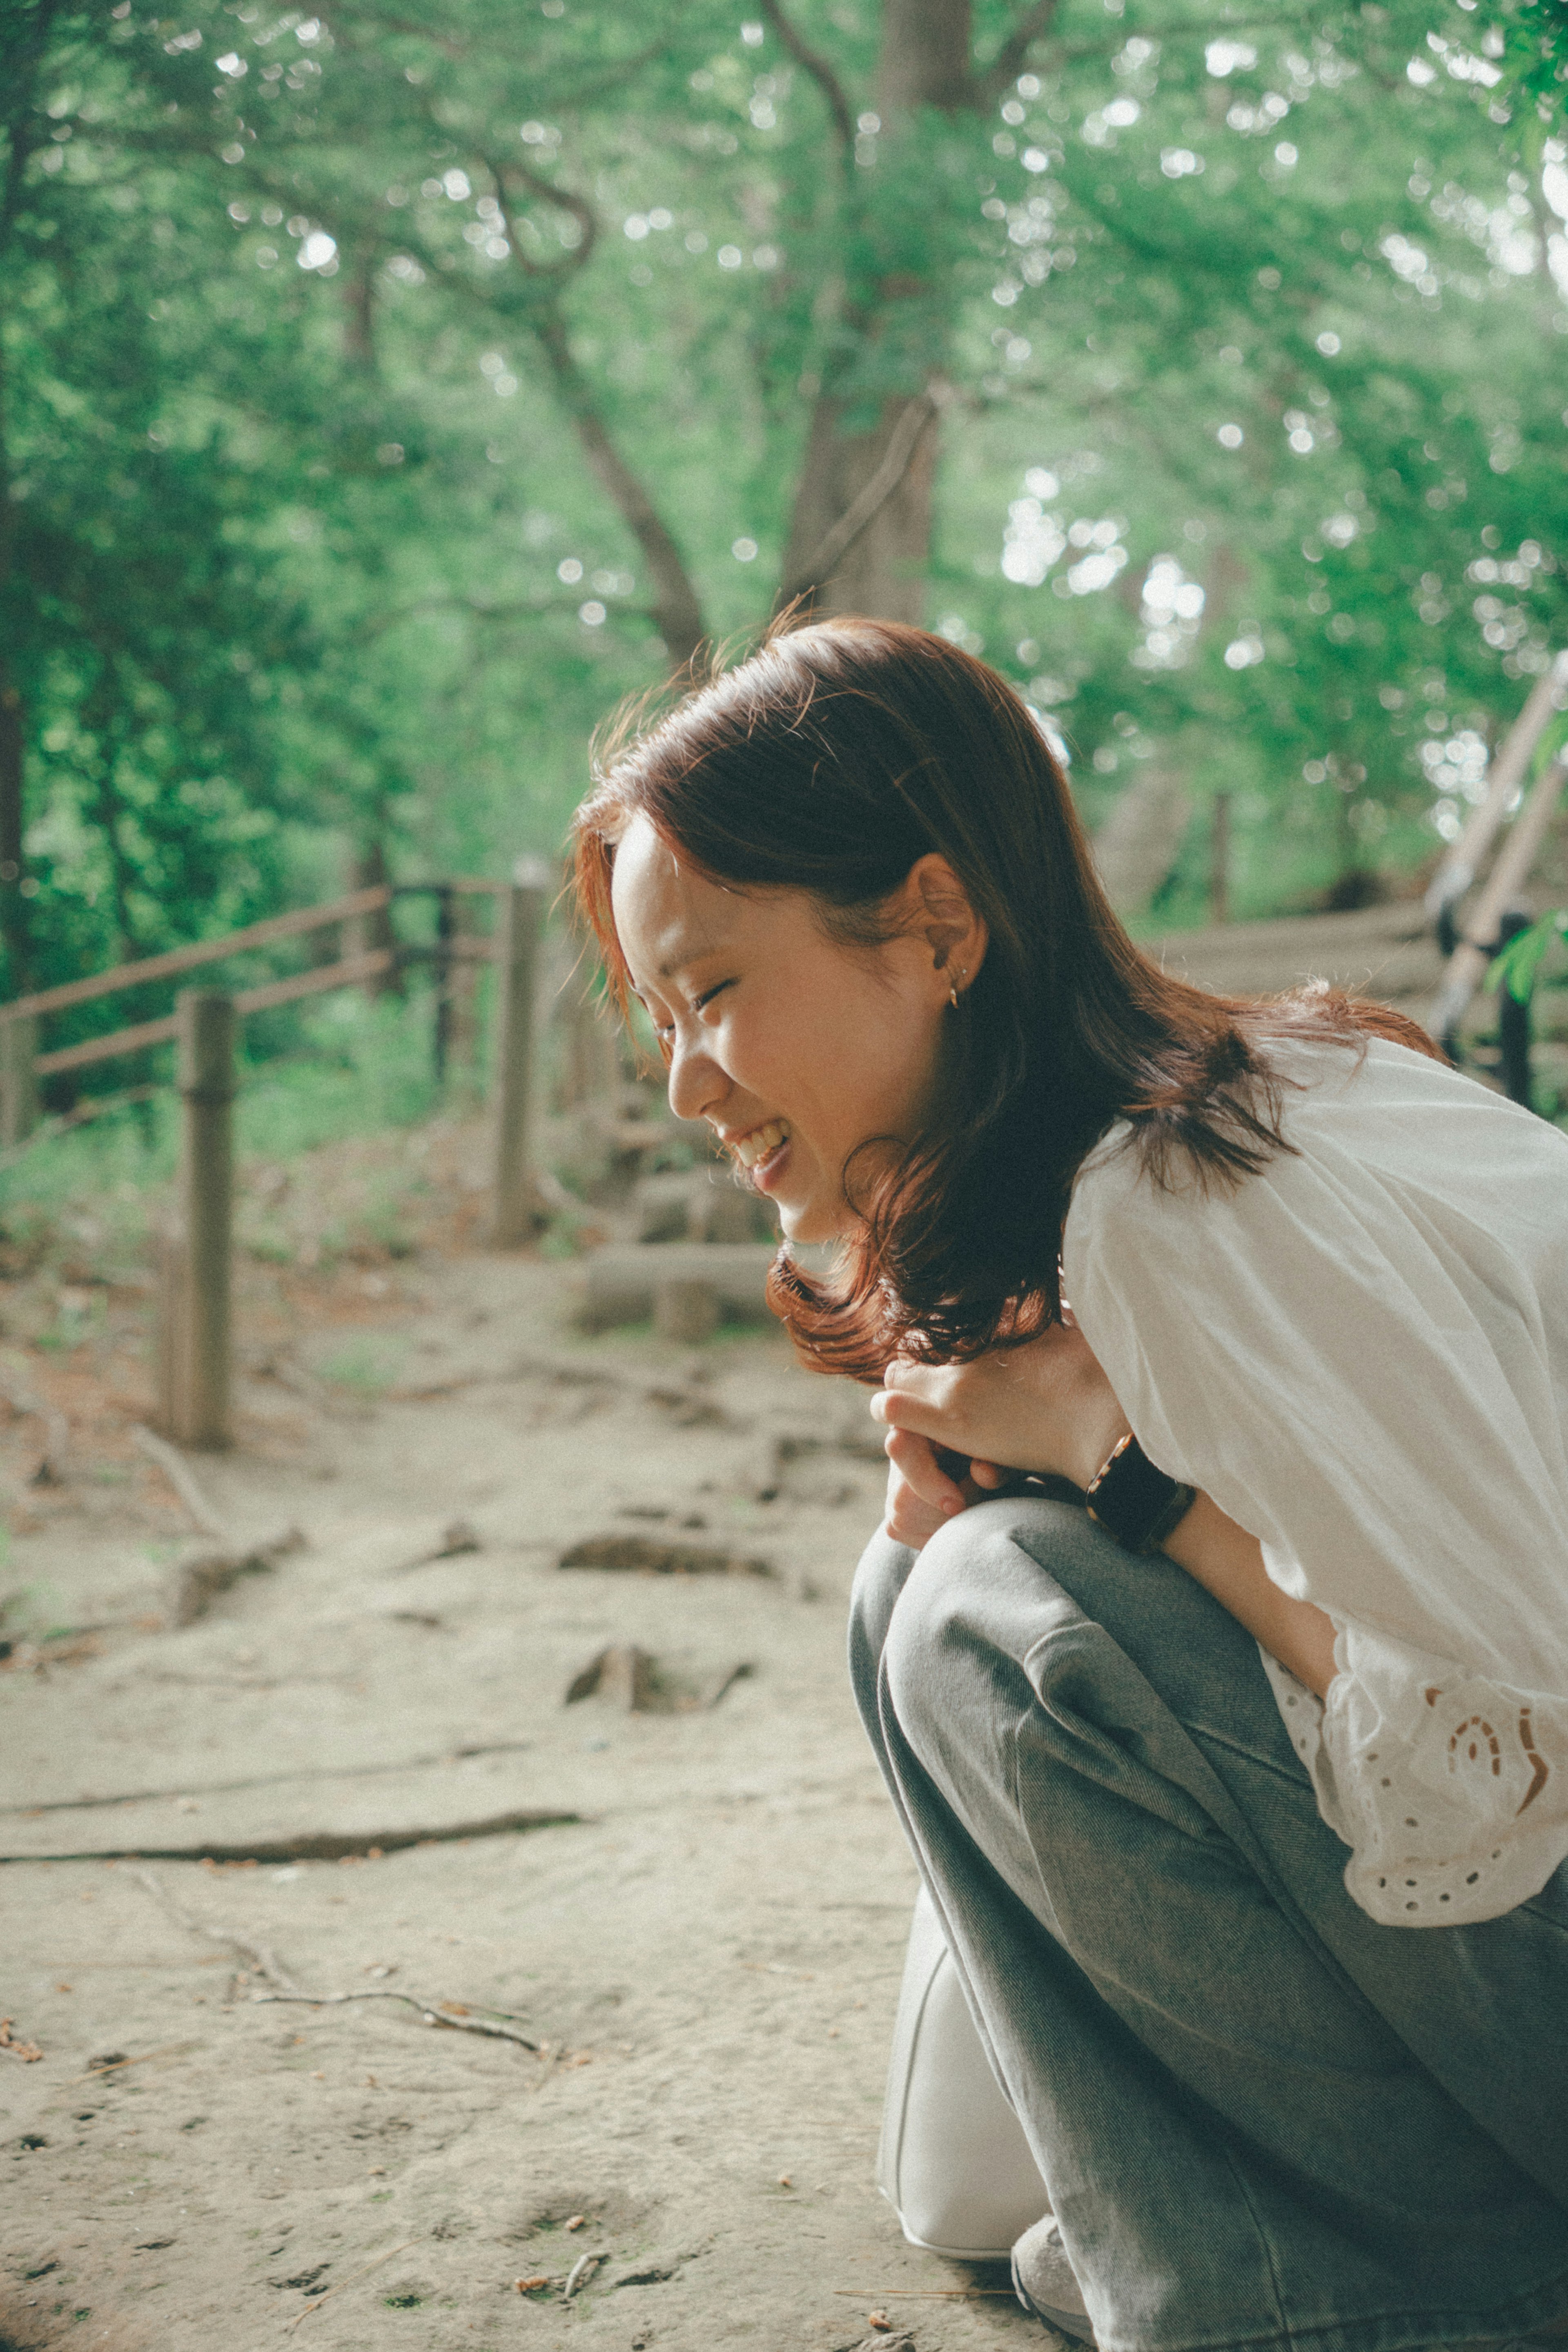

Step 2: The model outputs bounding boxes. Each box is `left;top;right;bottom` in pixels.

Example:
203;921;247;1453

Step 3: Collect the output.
1069;1403;1133;1495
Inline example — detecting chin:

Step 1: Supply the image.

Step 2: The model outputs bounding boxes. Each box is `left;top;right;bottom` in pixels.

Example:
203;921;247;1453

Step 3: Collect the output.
776;1195;849;1248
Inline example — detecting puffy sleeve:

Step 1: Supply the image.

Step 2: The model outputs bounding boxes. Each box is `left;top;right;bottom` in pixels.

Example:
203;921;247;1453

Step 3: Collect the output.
1060;1112;1568;1928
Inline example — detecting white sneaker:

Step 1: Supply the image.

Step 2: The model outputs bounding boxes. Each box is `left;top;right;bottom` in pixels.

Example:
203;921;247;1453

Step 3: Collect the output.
1011;2214;1095;2343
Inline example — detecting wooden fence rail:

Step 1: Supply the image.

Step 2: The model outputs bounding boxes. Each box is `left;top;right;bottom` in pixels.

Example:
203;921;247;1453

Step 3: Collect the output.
0;863;558;1449
0;883;396;1027
32;947;402;1078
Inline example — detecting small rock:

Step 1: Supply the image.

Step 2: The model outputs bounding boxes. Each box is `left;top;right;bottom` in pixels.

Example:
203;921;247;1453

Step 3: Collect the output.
559;1534;773;1578
564;1645;754;1715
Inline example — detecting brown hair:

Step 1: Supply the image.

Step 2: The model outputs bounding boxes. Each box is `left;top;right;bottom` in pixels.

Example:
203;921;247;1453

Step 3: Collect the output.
571;618;1443;1383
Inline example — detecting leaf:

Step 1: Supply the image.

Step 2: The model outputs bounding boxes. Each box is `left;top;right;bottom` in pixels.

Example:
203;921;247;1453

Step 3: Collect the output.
1488;912;1568;1004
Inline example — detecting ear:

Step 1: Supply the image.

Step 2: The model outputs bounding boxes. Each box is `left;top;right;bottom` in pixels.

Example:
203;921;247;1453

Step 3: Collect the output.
905;854;988;997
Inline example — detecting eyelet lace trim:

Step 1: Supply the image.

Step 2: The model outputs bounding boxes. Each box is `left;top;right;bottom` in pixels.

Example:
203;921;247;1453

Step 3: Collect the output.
1258;1647;1568;1927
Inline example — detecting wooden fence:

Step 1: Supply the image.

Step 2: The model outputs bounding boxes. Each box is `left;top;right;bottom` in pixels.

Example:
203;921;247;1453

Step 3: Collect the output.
0;859;557;1447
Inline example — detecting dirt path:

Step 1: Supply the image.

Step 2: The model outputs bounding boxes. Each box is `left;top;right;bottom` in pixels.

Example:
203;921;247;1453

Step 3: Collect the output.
1;1241;1041;2352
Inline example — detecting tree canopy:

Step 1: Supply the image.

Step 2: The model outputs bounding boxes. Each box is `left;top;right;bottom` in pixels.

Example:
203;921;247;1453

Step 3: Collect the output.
2;0;1566;1027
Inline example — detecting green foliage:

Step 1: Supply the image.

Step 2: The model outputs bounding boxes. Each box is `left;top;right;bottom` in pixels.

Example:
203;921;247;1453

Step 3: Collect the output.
0;988;439;1254
320;1337;406;1395
1490;905;1568;997
1469;0;1568;118
1;0;1567;1054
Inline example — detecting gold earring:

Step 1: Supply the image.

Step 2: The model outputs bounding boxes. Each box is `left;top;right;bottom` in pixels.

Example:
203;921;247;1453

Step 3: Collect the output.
949;965;966;1009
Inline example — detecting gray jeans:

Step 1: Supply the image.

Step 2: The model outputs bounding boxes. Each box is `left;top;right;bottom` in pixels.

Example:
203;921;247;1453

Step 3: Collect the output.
849;1496;1568;2352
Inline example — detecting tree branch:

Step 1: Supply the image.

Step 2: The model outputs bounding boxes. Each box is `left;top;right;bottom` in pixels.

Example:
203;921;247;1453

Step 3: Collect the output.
977;0;1065;103
352;593;653;642
556;39;671;111
0;0;62;257
321;2;470;62
756;0;856;154
390;158;701;665
490;156;597;282
781;387;946;604
530;304;706;667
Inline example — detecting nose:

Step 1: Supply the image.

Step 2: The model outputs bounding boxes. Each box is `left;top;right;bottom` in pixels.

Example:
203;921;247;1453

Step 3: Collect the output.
667;1026;727;1127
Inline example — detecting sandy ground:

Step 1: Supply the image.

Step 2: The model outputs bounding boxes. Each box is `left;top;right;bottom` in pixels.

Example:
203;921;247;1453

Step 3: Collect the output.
0;1238;1050;2352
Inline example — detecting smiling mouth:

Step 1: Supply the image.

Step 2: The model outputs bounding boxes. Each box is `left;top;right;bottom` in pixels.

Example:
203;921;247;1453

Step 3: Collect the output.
730;1118;790;1171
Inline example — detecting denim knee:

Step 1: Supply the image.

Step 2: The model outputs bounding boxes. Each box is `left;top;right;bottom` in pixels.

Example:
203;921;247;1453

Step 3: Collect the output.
849;1523;915;1670
880;1498;1087;1759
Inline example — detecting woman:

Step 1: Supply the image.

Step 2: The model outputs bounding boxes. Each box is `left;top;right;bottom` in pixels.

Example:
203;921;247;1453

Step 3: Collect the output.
572;617;1568;2352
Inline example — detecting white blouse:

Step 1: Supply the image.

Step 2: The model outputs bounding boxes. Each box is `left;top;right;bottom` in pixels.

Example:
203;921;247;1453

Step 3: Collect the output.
1062;1033;1568;1928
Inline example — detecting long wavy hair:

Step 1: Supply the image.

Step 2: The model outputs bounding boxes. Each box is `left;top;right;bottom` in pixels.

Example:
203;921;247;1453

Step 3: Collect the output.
570;618;1443;1382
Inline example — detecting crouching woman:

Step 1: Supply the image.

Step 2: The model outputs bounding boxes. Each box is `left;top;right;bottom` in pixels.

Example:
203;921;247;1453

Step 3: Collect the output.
571;616;1568;2352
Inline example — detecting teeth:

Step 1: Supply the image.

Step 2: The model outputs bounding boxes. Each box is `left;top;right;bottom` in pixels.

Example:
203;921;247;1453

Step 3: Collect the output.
733;1119;788;1170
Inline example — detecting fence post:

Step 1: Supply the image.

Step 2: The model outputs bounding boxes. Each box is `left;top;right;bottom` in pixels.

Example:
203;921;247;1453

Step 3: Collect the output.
448;894;481;1077
490;858;552;1246
158;989;235;1449
0;1014;39;1148
346;844;396;998
1210;792;1232;927
562;954;620;1115
432;884;454;1088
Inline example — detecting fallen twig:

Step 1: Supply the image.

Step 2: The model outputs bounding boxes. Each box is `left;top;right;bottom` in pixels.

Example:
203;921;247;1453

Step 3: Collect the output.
250;1989;539;2051
564;2250;606;2297
130;1425;227;1538
134;1866;540;2050
285;2240;416;2333
133;1868;301;1989
0;2016;43;2062
69;2039;199;2084
129;1425;307;1624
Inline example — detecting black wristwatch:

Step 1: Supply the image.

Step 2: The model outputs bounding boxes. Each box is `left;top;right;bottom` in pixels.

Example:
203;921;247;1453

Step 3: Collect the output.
1085;1434;1196;1554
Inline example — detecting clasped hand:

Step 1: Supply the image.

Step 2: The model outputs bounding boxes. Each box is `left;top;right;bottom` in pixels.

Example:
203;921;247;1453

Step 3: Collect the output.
870;1322;1131;1552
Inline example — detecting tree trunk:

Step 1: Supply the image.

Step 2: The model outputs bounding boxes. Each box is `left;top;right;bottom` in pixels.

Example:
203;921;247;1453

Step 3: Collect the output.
780;0;973;624
878;0;973;114
781;391;942;624
0;678;27;994
533;305;706;668
343;244;377;369
0;182;30;995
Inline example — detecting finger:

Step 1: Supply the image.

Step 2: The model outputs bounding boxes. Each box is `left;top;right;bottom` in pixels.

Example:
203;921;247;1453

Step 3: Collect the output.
885;1429;968;1516
969;1458;1007;1489
870;1386;948;1443
886;1503;944;1551
880;1356;941;1398
884;1468;959;1552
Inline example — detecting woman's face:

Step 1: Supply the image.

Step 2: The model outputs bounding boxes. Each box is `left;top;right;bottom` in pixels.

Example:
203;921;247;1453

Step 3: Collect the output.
610;815;975;1244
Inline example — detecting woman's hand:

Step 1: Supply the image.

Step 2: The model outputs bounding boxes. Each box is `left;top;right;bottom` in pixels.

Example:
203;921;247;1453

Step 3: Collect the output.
882;1428;996;1551
871;1324;1131;1496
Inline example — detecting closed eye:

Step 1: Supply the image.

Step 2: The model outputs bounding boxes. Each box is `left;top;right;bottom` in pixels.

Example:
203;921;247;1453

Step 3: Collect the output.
645;978;733;1043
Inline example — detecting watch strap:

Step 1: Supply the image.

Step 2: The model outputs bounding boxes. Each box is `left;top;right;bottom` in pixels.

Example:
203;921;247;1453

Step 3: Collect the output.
1084;1434;1196;1554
